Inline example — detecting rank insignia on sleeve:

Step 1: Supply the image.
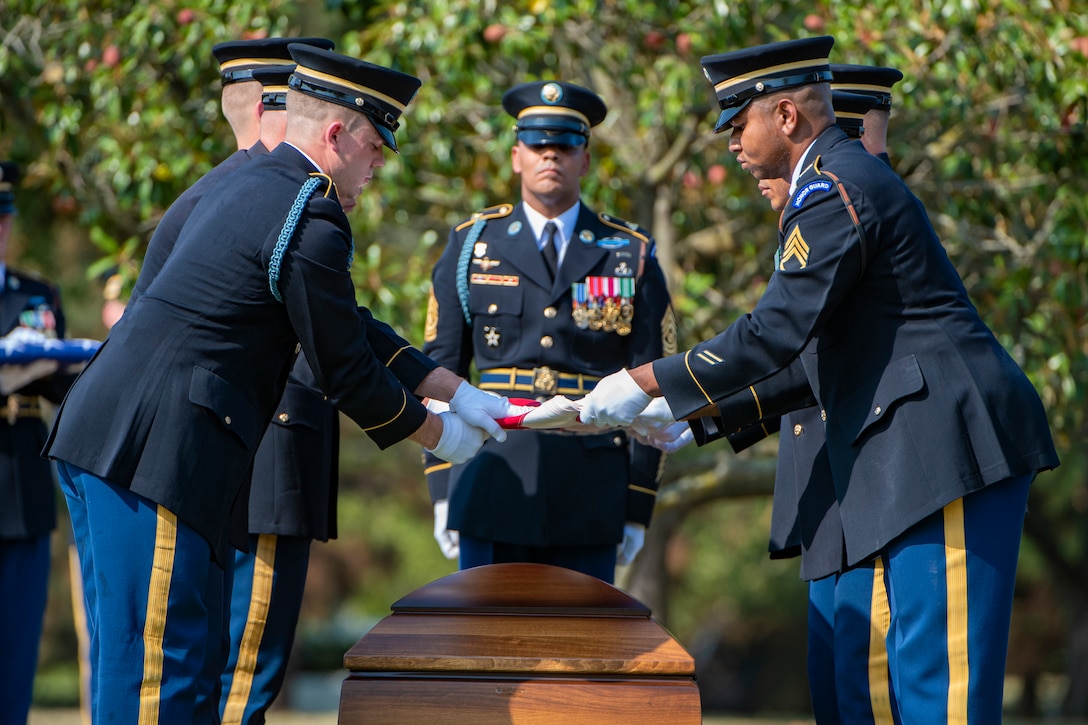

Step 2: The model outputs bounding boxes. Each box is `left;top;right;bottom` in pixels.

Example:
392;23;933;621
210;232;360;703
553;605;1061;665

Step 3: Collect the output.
792;180;832;208
780;226;810;270
696;349;724;365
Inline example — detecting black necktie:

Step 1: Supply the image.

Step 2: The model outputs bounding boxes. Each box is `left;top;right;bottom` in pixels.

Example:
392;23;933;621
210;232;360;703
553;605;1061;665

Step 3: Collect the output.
542;221;559;281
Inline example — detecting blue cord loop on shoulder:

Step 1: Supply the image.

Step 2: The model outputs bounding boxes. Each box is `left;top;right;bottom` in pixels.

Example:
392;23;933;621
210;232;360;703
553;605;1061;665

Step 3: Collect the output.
269;174;348;302
455;218;487;326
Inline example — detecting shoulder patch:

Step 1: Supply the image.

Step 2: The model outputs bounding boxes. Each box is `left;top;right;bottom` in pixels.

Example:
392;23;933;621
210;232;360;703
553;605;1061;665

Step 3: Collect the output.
791;180;833;208
455;203;514;232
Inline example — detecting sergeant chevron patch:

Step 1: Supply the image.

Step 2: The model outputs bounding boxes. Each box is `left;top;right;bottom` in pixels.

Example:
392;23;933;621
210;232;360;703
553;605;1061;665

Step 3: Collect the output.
781;226;809;269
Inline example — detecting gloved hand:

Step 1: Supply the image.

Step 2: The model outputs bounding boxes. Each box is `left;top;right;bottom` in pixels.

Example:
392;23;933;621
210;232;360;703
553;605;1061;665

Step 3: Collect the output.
616;522;646;566
628;396;677;437
631;421;695;453
425;411;489;464
449;381;510;443
433;499;459;560
576;369;652;428
522;396;583;429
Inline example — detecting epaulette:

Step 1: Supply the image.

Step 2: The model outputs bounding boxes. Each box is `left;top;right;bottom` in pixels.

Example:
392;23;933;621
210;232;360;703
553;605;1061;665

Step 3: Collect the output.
7;267;57;291
454;203;514;233
8;266;51;284
598;212;650;244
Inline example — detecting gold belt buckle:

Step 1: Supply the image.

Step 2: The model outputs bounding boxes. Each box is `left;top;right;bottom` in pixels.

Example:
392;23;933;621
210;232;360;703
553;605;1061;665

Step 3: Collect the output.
6;395;20;425
531;366;558;397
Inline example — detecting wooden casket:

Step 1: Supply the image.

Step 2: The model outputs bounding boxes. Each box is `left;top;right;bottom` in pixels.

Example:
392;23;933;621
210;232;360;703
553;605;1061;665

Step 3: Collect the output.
338;563;700;723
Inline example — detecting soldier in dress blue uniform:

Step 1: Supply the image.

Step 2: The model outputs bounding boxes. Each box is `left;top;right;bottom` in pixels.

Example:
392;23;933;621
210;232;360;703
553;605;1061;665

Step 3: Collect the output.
684;83;903;724
579;37;1060;722
216;62;446;725
423;80;675;583
44;46;509;722
0;160;77;724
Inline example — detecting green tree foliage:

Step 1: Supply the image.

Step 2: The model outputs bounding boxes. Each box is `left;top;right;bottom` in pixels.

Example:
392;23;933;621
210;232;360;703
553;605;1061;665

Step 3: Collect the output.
0;1;296;323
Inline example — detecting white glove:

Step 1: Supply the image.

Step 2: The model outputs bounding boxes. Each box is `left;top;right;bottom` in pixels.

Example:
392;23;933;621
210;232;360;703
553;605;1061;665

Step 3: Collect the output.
425;411;489;464
433;499;460;560
576;369;652;428
617;522;646;566
628;396;677;437
449;381;509;442
521;395;582;429
0;360;60;395
631;421;695;453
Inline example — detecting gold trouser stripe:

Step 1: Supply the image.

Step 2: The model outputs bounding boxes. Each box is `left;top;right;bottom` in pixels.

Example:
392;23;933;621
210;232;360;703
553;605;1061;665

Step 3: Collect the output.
222;534;278;725
944;498;969;724
139;505;177;725
868;559;895;724
628;483;657;497
68;545;92;725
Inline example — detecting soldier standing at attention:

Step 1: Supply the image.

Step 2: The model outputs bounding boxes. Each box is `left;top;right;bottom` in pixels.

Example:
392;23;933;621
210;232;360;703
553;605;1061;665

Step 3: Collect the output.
423;81;675;583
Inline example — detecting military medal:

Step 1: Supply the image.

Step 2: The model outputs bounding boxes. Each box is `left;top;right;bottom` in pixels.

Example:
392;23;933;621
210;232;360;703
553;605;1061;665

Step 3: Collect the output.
582;276;634;336
616;277;635;336
571;282;590;329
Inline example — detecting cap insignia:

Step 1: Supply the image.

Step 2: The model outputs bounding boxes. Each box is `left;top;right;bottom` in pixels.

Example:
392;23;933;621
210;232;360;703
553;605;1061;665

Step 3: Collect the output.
541;82;563;104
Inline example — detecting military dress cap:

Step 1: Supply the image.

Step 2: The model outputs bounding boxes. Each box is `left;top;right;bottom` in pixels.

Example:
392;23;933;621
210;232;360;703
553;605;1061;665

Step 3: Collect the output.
212;37;334;85
502;80;608;147
701;35;835;132
0;161;19;215
251;64;295;111
287;44;422;153
830;64;904;110
832;91;878;138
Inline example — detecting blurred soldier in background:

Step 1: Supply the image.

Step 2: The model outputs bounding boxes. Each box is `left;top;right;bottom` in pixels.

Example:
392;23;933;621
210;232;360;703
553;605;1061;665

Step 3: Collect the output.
0;160;78;725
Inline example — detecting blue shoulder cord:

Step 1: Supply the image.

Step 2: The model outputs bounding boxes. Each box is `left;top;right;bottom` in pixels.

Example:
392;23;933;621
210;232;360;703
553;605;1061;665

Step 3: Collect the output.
269;175;352;302
455;217;487;325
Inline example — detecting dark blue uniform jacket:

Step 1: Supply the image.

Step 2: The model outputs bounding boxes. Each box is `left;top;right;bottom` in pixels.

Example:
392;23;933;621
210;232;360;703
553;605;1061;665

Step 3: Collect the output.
44;144;427;560
423;201;674;547
658;126;1058;568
